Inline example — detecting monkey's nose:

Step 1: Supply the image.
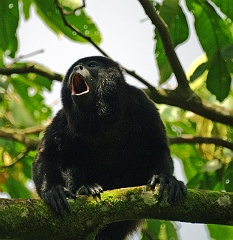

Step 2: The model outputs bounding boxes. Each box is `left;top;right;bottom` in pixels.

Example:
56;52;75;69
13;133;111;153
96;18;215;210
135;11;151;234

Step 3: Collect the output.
74;65;83;71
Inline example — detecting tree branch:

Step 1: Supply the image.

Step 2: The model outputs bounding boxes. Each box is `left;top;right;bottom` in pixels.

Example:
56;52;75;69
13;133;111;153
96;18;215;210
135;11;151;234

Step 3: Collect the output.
169;136;233;150
146;88;233;126
1;127;233;152
0;126;44;151
0;187;232;239
0;62;63;81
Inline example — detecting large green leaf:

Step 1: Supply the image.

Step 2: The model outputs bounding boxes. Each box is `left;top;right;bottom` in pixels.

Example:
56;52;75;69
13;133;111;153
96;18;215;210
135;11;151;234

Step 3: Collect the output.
155;0;189;84
211;0;233;21
186;0;232;56
221;44;233;61
34;0;101;44
206;52;231;102
186;0;233;101
0;0;19;58
10;75;52;126
208;225;233;240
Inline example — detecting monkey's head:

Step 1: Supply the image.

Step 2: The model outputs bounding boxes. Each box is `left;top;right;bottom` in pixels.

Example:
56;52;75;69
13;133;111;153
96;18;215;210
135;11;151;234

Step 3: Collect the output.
61;56;127;133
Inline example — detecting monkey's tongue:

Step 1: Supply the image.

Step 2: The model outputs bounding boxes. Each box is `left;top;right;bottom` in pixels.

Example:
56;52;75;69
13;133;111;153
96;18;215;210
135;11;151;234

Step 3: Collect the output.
71;73;89;95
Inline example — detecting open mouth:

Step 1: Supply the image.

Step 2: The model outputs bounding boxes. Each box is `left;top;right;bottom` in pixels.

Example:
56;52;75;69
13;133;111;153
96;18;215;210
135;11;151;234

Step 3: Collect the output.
71;73;89;95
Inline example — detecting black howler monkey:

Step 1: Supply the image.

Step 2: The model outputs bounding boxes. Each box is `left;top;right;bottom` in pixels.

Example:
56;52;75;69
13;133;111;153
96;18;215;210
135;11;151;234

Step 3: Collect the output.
33;56;186;240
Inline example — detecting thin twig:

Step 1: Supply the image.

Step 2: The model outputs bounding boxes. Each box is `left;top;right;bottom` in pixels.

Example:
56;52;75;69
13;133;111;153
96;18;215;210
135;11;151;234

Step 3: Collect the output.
169;136;233;150
138;0;190;90
54;0;109;57
10;49;45;65
0;127;43;151
0;62;64;81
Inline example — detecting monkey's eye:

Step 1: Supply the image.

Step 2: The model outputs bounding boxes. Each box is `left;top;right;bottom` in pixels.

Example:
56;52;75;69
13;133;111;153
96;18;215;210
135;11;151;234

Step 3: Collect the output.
88;61;98;68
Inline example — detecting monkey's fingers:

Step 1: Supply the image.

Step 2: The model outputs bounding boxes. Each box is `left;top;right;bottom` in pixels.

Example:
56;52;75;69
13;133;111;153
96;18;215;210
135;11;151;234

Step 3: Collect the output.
42;185;71;216
148;174;167;200
77;183;103;198
167;177;187;203
148;174;187;203
64;188;77;199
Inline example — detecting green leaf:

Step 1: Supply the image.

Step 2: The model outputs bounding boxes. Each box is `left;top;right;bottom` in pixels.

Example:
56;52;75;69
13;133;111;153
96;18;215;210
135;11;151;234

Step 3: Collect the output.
4;177;32;198
221;44;233;60
224;161;233;192
34;0;101;44
186;0;232;56
58;0;83;10
206;52;231;102
186;172;204;189
21;155;34;179
0;0;19;58
155;0;189;84
208;225;233;240
187;171;222;190
211;0;233;21
142;220;178;240
20;0;33;20
170;144;206;181
189;62;209;82
186;1;233;101
9;74;52;126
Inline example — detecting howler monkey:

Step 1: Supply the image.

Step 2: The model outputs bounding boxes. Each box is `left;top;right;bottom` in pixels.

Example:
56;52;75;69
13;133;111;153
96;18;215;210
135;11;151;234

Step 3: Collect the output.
33;56;186;239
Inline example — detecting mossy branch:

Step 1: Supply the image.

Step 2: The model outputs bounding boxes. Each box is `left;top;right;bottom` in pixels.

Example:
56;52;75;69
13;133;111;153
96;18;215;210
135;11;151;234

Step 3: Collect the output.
0;187;232;239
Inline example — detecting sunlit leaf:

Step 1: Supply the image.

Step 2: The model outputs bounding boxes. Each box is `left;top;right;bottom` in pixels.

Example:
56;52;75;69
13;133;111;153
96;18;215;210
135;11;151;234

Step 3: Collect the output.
170;144;206;180
59;0;83;10
0;0;19;58
208;225;233;240
142;220;178;240
6;73;52;127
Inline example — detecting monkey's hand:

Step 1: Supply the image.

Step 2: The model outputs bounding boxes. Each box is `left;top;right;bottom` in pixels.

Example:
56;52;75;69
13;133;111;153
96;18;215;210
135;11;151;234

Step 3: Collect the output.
148;174;187;203
77;183;103;198
41;185;76;216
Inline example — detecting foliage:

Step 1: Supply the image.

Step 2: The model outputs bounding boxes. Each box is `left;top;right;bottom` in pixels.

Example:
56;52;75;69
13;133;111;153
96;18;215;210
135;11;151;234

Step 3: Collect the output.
0;0;232;239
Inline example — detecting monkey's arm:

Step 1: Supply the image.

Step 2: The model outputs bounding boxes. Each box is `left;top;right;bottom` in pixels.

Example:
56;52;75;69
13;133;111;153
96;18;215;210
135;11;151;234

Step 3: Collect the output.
127;86;187;201
32;111;76;215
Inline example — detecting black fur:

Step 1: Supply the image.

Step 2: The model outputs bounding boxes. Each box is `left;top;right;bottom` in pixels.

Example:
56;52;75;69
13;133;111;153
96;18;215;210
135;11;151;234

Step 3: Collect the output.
33;56;186;239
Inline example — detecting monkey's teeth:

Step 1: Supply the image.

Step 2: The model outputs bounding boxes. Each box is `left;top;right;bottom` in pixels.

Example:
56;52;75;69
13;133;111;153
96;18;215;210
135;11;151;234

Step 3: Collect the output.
71;73;89;95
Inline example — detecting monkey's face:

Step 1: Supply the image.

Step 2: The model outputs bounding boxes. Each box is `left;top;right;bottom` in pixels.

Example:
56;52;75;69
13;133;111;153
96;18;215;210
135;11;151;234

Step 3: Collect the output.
69;59;105;97
62;56;126;112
